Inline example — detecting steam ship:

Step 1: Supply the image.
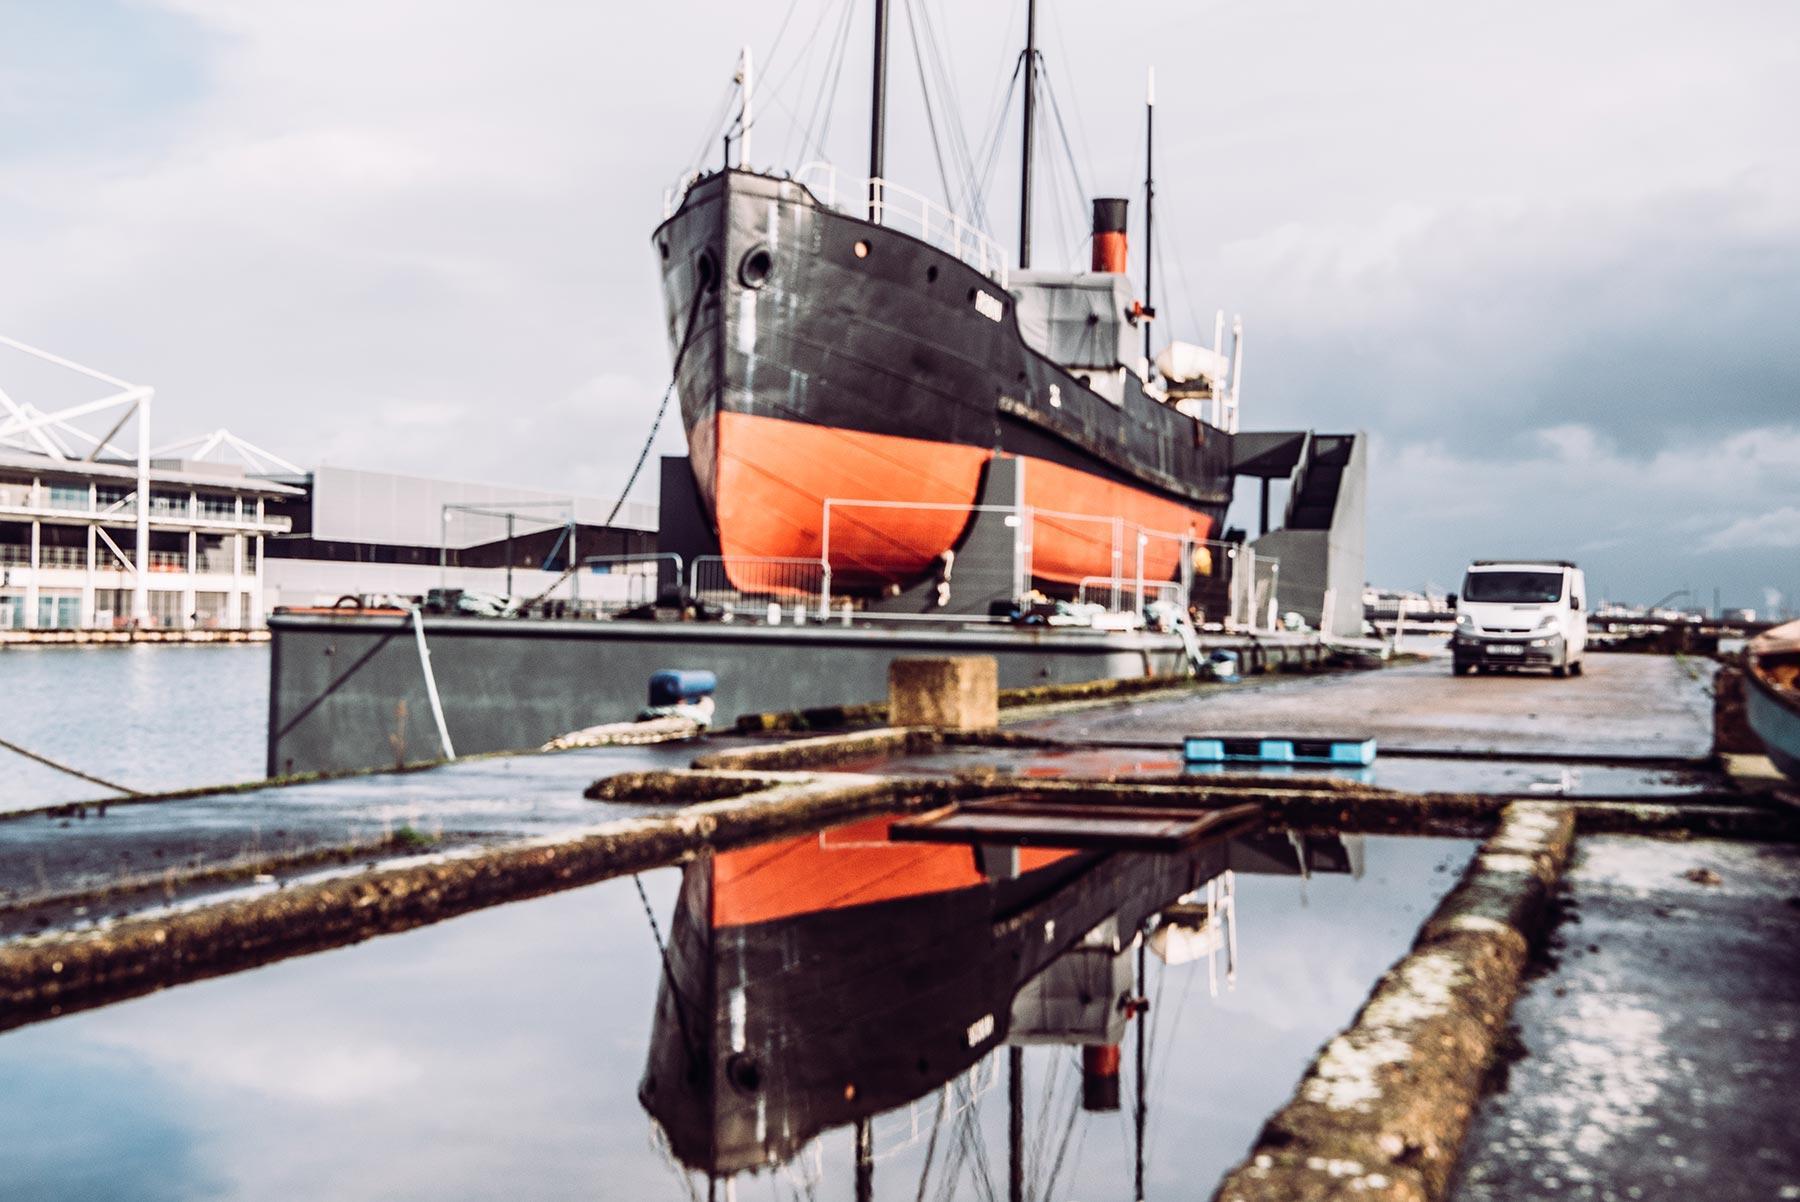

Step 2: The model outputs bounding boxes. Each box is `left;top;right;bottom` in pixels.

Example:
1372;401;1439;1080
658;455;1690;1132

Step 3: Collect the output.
653;5;1242;599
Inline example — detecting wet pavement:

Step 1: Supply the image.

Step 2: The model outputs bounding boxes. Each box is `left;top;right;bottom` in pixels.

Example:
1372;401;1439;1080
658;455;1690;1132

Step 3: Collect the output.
1013;653;1718;760
1452;836;1800;1202
0;819;1474;1202
0;739;747;934
869;743;1720;798
0;652;1732;940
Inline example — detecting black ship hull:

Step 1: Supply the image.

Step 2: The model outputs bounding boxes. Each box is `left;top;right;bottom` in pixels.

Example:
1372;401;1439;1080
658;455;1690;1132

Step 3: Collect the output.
653;169;1236;595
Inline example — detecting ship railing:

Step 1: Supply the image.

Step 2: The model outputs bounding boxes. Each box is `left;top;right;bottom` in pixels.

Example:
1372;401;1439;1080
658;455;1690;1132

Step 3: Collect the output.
794;162;1008;286
660;169;706;218
689;555;828;621
868;1056;1002;1163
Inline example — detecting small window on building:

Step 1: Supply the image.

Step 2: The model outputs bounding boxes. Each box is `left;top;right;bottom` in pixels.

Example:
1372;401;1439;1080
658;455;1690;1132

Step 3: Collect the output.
195;591;230;629
150;491;190;517
197;534;232;574
147;590;185;629
36;591;81;630
197;493;237;521
47;484;89;511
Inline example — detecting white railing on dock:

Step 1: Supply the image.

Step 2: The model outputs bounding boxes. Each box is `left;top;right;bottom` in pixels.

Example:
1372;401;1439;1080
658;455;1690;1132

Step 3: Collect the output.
817;499;1282;629
580;553;682;614
1078;577;1185;610
1226;546;1281;632
689;555;827;621
659;508;1281;633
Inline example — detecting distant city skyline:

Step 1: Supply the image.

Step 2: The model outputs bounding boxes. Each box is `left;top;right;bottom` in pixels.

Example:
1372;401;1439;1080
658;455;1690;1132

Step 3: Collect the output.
3;0;1796;607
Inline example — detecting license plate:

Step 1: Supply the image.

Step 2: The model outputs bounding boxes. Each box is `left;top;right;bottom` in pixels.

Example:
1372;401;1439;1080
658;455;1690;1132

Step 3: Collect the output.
1489;644;1524;656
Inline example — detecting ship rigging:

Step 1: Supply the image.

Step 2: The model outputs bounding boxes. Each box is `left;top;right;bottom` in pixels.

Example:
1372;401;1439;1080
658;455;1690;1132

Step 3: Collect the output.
653;1;1247;603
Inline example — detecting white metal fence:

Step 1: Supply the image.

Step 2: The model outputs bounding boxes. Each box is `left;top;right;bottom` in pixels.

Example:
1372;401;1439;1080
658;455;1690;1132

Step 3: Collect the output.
689;555;827;621
671;499;1282;633
580;553;681;615
1224;546;1281;631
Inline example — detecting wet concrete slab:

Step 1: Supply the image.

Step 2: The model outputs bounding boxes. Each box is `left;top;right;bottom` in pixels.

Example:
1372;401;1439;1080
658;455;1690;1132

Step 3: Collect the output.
865;743;1721;798
1451;835;1800;1201
0;739;746;935
1011;653;1718;760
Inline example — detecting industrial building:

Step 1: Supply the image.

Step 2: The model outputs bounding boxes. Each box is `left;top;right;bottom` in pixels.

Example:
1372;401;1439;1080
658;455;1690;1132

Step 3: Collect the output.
260;466;656;611
0;336;656;630
0;448;295;630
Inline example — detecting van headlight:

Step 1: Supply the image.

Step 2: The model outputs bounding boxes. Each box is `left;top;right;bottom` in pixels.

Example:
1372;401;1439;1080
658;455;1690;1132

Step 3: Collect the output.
1456;614;1475;632
1536;615;1559;631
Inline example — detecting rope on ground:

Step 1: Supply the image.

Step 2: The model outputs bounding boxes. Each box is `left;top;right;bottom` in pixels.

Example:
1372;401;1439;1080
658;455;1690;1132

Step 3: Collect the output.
540;715;703;751
0;735;141;796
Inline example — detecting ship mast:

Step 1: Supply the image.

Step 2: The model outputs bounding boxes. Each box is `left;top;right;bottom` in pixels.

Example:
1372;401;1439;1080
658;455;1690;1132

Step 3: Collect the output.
1018;0;1038;268
1143;66;1155;365
869;0;890;222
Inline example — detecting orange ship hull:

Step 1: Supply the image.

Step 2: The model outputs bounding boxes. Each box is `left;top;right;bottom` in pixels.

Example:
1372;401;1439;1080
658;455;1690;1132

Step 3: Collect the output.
702;410;1215;595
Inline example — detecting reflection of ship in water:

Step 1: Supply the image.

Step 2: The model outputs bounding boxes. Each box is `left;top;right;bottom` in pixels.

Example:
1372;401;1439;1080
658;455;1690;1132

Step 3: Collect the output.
638;817;1362;1189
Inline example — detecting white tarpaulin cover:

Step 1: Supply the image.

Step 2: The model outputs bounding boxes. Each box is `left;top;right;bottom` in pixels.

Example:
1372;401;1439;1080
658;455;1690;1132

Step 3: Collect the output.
1008;271;1135;370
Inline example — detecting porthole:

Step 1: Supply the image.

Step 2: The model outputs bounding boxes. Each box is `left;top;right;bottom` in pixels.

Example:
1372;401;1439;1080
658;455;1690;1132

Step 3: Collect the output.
926;265;939;283
726;1052;763;1094
658;240;670;261
739;245;774;288
695;250;719;293
853;239;871;259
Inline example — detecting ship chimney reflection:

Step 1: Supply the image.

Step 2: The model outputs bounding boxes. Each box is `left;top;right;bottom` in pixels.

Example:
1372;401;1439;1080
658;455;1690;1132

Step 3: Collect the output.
637;817;1362;1189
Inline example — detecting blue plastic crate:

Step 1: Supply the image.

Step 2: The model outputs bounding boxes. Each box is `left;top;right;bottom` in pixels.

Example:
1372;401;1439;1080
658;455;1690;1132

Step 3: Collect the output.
1183;734;1376;767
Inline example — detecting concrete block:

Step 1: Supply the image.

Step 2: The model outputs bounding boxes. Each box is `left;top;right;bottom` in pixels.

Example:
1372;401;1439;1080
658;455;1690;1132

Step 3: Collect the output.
888;656;998;730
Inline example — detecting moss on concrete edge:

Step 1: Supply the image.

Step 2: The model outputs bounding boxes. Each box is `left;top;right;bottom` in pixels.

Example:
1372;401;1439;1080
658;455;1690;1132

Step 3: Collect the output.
1211;802;1575;1202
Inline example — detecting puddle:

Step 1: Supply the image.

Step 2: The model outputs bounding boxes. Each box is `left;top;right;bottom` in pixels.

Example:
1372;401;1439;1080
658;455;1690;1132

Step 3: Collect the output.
0;819;1473;1201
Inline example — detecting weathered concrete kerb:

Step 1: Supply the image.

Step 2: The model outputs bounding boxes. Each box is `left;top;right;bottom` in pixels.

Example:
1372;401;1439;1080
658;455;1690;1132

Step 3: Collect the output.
0;771;926;1033
1211;802;1576;1202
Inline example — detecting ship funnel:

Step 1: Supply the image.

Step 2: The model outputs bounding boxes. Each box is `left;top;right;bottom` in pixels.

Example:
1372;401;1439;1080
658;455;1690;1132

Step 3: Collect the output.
1090;198;1129;274
1081;1043;1123;1111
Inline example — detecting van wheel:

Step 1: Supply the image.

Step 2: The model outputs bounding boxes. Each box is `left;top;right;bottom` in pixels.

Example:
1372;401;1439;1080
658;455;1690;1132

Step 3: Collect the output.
1570;659;1584;676
1453;660;1471;677
1552;663;1568;678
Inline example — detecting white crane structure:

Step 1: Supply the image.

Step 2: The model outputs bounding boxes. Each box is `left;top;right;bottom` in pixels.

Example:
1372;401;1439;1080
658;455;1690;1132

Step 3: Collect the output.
0;334;155;623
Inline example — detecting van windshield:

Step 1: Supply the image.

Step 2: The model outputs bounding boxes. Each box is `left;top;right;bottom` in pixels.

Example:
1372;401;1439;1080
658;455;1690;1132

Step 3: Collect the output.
1463;570;1564;604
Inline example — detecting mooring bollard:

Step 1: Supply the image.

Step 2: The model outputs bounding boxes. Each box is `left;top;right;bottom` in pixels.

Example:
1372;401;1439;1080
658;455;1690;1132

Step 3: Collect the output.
887;655;998;730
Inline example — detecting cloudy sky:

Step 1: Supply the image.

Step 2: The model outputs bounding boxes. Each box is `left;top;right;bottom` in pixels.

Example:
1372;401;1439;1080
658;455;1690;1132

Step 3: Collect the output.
3;0;1796;608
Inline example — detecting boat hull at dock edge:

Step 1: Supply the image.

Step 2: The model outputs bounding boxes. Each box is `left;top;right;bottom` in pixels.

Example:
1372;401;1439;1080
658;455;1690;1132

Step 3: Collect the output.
1745;620;1800;782
653;169;1233;596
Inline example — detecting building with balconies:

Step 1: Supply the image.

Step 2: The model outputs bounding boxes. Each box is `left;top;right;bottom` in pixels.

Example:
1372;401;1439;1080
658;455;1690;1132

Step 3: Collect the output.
0;449;297;630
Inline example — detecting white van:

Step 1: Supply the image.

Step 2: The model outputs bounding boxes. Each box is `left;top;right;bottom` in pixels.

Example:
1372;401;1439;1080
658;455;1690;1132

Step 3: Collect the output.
1450;560;1587;677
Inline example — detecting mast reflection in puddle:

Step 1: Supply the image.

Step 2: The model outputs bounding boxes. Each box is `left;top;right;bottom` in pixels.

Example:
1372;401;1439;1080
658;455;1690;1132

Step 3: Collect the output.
638;816;1361;1198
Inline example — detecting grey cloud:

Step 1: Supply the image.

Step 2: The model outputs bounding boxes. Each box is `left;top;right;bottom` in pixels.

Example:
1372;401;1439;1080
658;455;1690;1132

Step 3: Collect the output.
3;0;1798;606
